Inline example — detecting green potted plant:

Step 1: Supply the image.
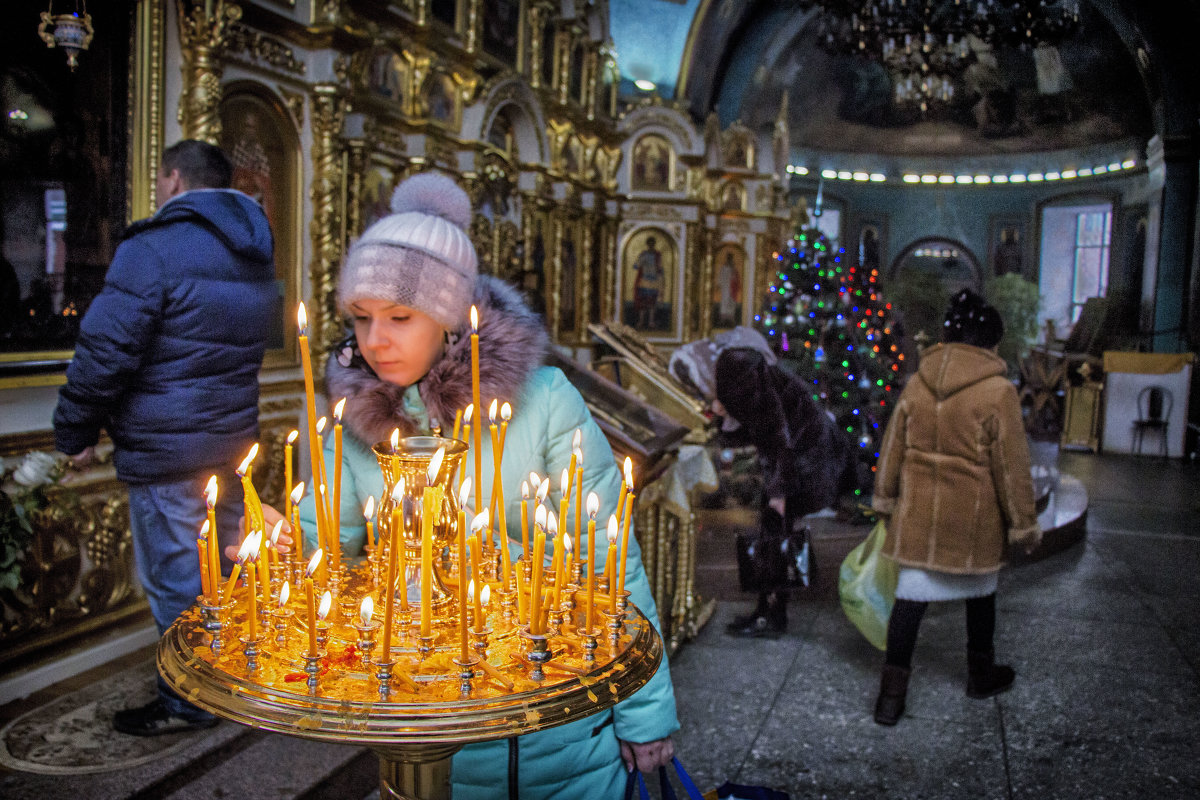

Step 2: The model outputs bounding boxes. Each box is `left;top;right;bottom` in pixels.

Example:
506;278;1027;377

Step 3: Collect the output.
1;452;79;592
985;273;1042;377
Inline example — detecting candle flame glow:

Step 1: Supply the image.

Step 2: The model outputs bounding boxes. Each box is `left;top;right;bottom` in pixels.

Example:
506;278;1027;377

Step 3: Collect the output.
534;504;548;529
359;595;374;626
290;481;305;504
521;480;529;500
305;549;323;577
587;491;600;518
317;590;332;620
560;468;570;495
278;581;290;608
427;446;446;485
470;305;479;333
480;584;490;606
463;404;473;424
468;580;477;602
270;519;283;547
390;428;400;451
624;457;634;489
501;402;512;422
390;477;406;504
488;399;498;423
363;496;375;520
607;514;619;544
529;471;541;490
235;532;257;563
236;443;259;477
287;429;299;445
204;475;218;508
470;510;490;535
536;479;550;503
572;428;582;449
547;511;558;536
316;417;327;435
297;302;308;335
243;531;262;563
564;533;573;555
333;397;347;422
458;477;473;508
573;446;583;464
199;519;210;537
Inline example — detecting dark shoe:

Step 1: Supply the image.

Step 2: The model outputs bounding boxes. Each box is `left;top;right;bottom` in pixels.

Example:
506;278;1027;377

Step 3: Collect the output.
966;649;1016;699
874;664;911;725
726;593;786;637
113;699;219;737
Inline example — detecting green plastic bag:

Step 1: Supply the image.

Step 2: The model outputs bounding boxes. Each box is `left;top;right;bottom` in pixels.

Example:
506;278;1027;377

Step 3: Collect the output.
838;520;898;650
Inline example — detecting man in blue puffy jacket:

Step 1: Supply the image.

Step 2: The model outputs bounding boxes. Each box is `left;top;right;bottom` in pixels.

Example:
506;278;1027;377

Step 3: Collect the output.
53;140;276;736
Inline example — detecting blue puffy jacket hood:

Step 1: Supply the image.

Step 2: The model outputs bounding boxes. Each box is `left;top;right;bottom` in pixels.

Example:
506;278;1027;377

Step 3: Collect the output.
54;189;276;484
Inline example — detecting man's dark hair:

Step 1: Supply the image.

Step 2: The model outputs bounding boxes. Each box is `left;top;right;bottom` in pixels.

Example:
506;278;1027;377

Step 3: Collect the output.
161;140;233;189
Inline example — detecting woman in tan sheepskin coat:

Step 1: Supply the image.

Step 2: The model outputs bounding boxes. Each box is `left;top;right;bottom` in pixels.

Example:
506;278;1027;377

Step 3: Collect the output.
870;289;1040;725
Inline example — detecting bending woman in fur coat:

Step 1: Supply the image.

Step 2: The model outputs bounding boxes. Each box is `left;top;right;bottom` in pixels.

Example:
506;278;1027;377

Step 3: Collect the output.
296;173;678;799
870;290;1040;726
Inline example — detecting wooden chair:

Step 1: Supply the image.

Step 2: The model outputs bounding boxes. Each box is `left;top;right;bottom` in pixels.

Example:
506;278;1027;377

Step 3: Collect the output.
1132;385;1172;458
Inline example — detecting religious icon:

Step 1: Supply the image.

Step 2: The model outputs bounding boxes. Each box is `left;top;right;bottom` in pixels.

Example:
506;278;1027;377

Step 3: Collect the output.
631;134;672;192
712;245;745;330
622;228;675;334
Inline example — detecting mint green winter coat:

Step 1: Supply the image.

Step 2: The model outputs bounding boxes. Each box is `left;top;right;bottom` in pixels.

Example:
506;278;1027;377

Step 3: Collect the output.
299;277;678;799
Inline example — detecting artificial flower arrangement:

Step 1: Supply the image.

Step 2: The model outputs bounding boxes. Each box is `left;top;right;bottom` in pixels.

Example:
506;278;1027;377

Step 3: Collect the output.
0;451;79;591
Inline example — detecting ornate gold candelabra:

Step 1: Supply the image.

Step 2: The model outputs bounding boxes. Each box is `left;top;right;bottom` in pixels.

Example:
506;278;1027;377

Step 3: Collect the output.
158;437;661;800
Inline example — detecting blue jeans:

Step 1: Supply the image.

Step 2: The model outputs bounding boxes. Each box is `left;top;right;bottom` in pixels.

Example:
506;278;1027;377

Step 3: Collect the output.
127;472;243;718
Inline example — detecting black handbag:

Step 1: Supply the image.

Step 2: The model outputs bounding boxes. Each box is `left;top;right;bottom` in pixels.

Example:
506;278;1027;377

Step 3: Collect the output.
735;504;813;593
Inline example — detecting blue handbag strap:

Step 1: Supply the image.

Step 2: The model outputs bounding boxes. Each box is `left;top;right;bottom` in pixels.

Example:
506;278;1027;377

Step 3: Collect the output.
627;756;703;800
669;756;705;799
624;769;650;800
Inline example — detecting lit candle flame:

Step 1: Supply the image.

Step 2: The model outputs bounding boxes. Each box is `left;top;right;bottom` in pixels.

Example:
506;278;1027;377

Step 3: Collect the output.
607;514;619;544
470;510;490;535
204;475;218;508
587;491;600;519
463;403;474;424
521;480;529;500
270;519;283;547
359;595;374;626
333;397;347;422
536;479;550;503
573;446;583;465
458;477;473;508
547;511;558;536
297;302;308;336
317;590;332;620
468;580;477;602
390;428;400;451
235;532;257;563
287;430;299;445
572;428;582;450
501;402;512;422
564;533;573;555
488;399;498;423
390;477;406;504
290;481;305;505
236;444;260;477
278;580;290;608
528;471;541;490
470;305;479;333
305;549;323;578
363;496;375;520
624;457;634;489
560;468;569;495
243;531;262;563
534;504;548;529
480;584;490;606
199;519;210;537
427;446;446;485
316;416;327;435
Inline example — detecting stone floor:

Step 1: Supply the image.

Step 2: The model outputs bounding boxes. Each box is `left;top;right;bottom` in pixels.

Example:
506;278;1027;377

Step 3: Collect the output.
1;450;1197;799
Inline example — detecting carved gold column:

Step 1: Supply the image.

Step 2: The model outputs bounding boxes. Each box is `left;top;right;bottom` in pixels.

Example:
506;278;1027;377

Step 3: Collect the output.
310;85;348;355
176;0;241;144
549;212;565;342
345;138;367;244
556;27;574;106
601;215;617;323
528;3;548;89
582;44;599;120
129;0;165;220
464;0;481;53
700;226;718;338
683;223;704;340
580;211;594;331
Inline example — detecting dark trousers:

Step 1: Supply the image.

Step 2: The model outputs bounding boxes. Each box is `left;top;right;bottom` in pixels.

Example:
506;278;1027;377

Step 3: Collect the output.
884;593;997;669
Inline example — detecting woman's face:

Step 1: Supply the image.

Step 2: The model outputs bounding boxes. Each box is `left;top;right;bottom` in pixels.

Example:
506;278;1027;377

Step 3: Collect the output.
350;298;445;386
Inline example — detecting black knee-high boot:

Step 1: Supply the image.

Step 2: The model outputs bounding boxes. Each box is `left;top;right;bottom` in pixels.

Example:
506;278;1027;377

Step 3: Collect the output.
965;593;1015;698
875;599;926;725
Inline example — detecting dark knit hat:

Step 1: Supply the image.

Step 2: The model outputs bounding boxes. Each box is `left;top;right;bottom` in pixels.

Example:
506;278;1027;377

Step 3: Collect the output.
943;288;1004;349
338;172;477;330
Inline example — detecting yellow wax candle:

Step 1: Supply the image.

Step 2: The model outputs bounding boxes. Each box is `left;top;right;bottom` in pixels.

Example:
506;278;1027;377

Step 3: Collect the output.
530;527;546;634
315;418;330;555
268;520;283;568
615;457;631;532
487;400;500;516
468;579;482;630
558;469;570;559
284;430;298;522
486;406;511;583
419;485;442;637
245;534;260;641
290;482;305;564
586;493;599;632
381;499;400;656
196;533;210;600
297;304;329;565
574;460;583;547
223;533;256;600
332;398;346;570
363;496;376;553
559;534;573;610
516;560;528;624
304;577;317;655
467;535;484;626
257;529;271;607
204;477;220;602
317;485;330;583
519;482;531;562
618;490;635;596
470;307;482;516
564;430;580;502
389;483;410;612
452;407;464;442
606;514;619;612
456;480;471;662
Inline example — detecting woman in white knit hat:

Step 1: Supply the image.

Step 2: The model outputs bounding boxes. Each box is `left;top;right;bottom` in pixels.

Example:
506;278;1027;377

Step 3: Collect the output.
295;172;678;798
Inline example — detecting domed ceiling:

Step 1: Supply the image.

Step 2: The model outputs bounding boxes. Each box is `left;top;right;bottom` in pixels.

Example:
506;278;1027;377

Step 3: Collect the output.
612;0;1157;159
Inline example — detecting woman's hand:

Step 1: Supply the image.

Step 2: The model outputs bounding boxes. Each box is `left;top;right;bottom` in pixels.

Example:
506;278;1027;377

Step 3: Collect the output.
619;737;675;773
224;503;293;560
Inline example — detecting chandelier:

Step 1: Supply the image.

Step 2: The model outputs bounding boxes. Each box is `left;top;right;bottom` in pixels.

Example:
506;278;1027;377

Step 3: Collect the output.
805;0;1082;117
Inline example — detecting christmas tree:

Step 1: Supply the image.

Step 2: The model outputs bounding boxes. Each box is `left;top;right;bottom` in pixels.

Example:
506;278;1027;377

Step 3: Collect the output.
755;226;903;495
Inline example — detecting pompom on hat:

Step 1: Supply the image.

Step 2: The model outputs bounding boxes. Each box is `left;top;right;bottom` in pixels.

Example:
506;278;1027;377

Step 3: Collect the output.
943;288;1004;349
338;172;478;330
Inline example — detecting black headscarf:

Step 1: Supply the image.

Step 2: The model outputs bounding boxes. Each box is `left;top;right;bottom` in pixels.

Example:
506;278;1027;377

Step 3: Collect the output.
943;289;1004;349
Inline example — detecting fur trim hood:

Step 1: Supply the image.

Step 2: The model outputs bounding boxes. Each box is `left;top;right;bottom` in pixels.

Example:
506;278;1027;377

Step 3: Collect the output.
325;275;550;446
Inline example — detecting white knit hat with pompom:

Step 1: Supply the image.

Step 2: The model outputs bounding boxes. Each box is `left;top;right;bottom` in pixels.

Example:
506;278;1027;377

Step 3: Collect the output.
338;172;478;330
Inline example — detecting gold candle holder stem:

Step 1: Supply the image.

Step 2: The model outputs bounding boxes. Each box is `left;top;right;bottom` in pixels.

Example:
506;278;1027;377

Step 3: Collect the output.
417;634;436;662
354;619;381;668
315;620;331;652
452;654;480;697
580;626;601;664
240;633;266;672
374;658;396;699
269;607;294;647
519;628;551;682
470;626;492;660
303;649;326;691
